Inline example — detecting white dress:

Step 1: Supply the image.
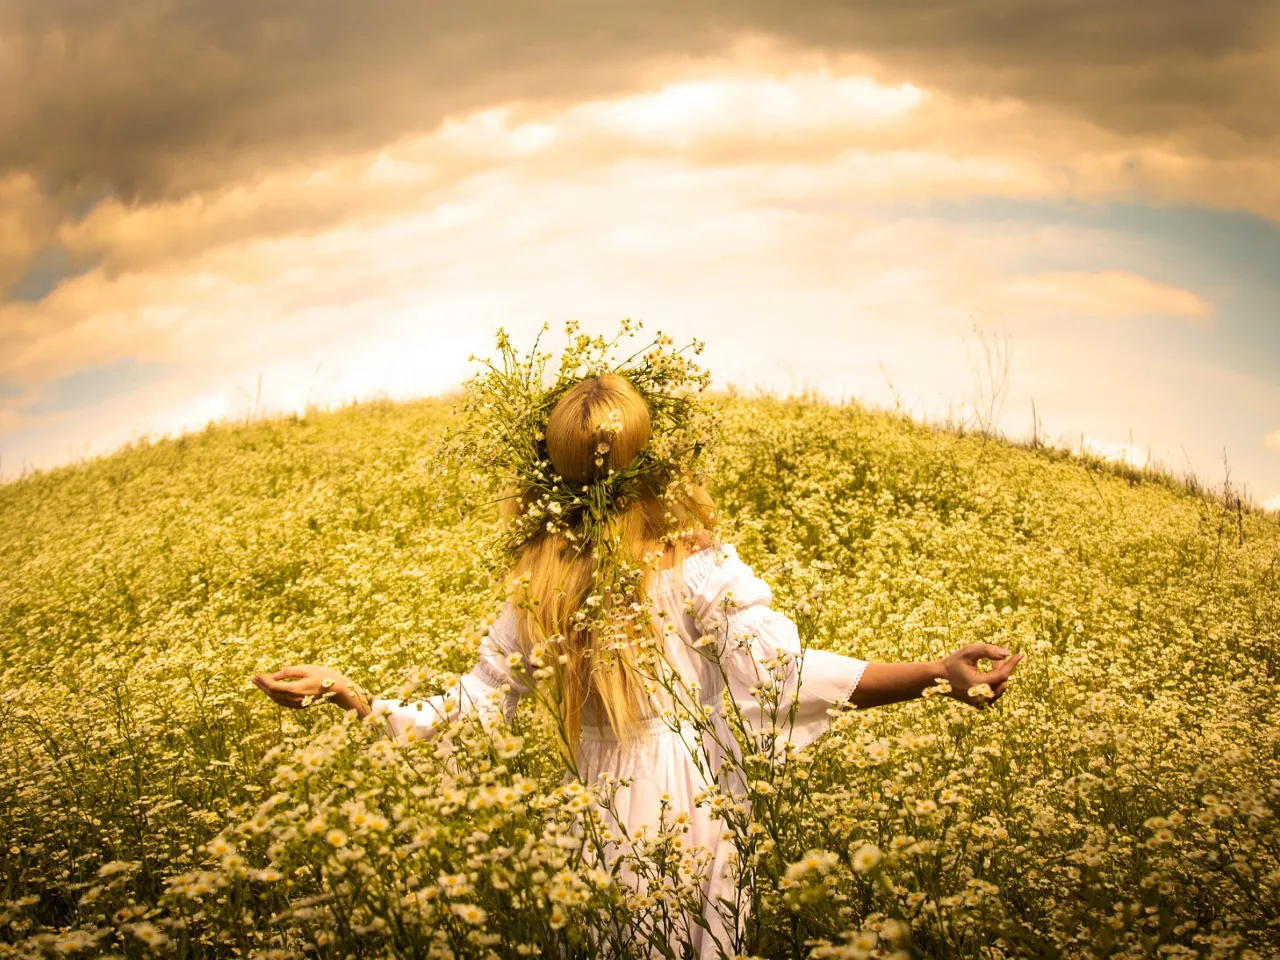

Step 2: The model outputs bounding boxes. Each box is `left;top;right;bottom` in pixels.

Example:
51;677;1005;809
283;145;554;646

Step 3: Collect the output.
370;543;869;959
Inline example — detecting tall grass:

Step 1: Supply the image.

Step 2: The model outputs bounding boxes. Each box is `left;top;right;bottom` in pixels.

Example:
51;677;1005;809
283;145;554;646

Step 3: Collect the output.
2;392;1277;958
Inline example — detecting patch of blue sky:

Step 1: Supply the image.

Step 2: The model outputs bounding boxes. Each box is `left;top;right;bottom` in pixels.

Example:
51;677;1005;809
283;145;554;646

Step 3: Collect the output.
774;196;1277;389
899;199;1279;377
8;246;97;303
21;357;176;416
769;194;1279;488
913;198;1278;289
908;198;1280;492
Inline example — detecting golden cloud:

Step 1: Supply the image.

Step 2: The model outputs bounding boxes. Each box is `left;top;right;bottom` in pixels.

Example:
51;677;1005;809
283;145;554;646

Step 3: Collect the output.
989;270;1214;326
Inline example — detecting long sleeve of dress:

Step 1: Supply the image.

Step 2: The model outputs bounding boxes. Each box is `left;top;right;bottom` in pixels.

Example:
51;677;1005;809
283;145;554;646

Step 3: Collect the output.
687;544;867;753
370;600;530;741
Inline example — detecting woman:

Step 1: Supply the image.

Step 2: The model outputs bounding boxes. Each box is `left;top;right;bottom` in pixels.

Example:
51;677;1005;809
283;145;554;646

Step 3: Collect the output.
254;369;1023;958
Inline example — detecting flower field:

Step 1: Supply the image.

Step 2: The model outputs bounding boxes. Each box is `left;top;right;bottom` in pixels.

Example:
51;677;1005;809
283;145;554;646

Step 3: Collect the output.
2;392;1278;959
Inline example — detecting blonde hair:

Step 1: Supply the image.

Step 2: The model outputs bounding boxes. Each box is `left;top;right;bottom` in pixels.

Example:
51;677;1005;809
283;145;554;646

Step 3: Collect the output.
498;373;718;752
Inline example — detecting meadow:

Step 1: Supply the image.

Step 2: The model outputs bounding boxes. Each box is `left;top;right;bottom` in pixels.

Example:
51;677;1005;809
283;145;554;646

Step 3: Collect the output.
1;391;1278;959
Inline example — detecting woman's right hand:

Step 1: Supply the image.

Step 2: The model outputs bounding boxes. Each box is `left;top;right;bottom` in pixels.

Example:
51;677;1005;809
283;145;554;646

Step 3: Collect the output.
253;664;355;711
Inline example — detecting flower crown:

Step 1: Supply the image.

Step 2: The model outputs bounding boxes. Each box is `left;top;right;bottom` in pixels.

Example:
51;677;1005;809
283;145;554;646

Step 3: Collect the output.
432;319;721;611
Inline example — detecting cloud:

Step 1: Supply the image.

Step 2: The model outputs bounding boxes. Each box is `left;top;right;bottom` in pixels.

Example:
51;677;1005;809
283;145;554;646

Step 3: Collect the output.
0;73;1239;402
0;174;58;293
565;72;927;146
1;16;1277;498
45;75;1063;281
1262;495;1280;512
1;194;1276;506
57;151;445;277
988;270;1214;325
1080;436;1152;468
28;59;1278;297
3;2;1275;202
0;0;699;202
0;47;1264;303
0;0;1275;297
0;137;1039;433
0;129;1249;457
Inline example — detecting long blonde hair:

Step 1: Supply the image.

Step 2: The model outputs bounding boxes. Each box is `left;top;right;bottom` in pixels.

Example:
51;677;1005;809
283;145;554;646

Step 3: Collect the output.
497;373;718;751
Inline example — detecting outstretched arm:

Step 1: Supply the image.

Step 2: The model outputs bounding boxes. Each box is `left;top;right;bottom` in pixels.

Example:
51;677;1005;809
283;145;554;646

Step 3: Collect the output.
253;602;529;740
253;665;374;718
253;661;520;740
849;643;1024;710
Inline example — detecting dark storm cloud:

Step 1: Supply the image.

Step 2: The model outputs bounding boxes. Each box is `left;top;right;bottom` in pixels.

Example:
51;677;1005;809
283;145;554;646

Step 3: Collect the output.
1;0;1276;205
0;1;729;202
768;0;1280;148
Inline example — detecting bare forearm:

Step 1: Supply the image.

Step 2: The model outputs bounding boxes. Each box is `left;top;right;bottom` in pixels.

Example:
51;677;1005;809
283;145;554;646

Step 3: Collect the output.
849;659;944;709
334;679;374;720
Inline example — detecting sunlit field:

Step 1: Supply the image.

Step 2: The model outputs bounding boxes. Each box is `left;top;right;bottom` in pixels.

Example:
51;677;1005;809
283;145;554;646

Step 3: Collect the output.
2;392;1278;959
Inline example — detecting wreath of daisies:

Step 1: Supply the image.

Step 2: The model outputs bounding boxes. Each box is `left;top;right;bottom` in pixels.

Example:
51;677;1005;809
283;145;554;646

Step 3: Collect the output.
431;318;722;647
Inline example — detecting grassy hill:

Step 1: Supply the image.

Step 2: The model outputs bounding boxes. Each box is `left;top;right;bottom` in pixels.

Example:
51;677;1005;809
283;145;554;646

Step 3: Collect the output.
1;392;1277;959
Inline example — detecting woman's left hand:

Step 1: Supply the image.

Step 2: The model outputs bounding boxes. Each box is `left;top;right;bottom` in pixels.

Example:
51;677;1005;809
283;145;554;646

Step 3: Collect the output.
253;664;352;710
937;644;1024;708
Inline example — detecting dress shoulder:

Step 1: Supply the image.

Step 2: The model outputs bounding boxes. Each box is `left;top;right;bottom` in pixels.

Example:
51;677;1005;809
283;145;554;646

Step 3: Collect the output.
683;543;773;628
680;542;870;755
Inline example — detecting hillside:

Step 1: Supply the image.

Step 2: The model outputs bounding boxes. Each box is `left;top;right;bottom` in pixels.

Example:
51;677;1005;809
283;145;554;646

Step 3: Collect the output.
2;393;1277;959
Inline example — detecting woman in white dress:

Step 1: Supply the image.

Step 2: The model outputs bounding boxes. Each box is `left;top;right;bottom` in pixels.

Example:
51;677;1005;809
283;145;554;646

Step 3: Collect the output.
254;366;1023;959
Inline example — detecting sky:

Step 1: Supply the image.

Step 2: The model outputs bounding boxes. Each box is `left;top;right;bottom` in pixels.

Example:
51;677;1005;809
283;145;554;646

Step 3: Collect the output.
1;1;1278;508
